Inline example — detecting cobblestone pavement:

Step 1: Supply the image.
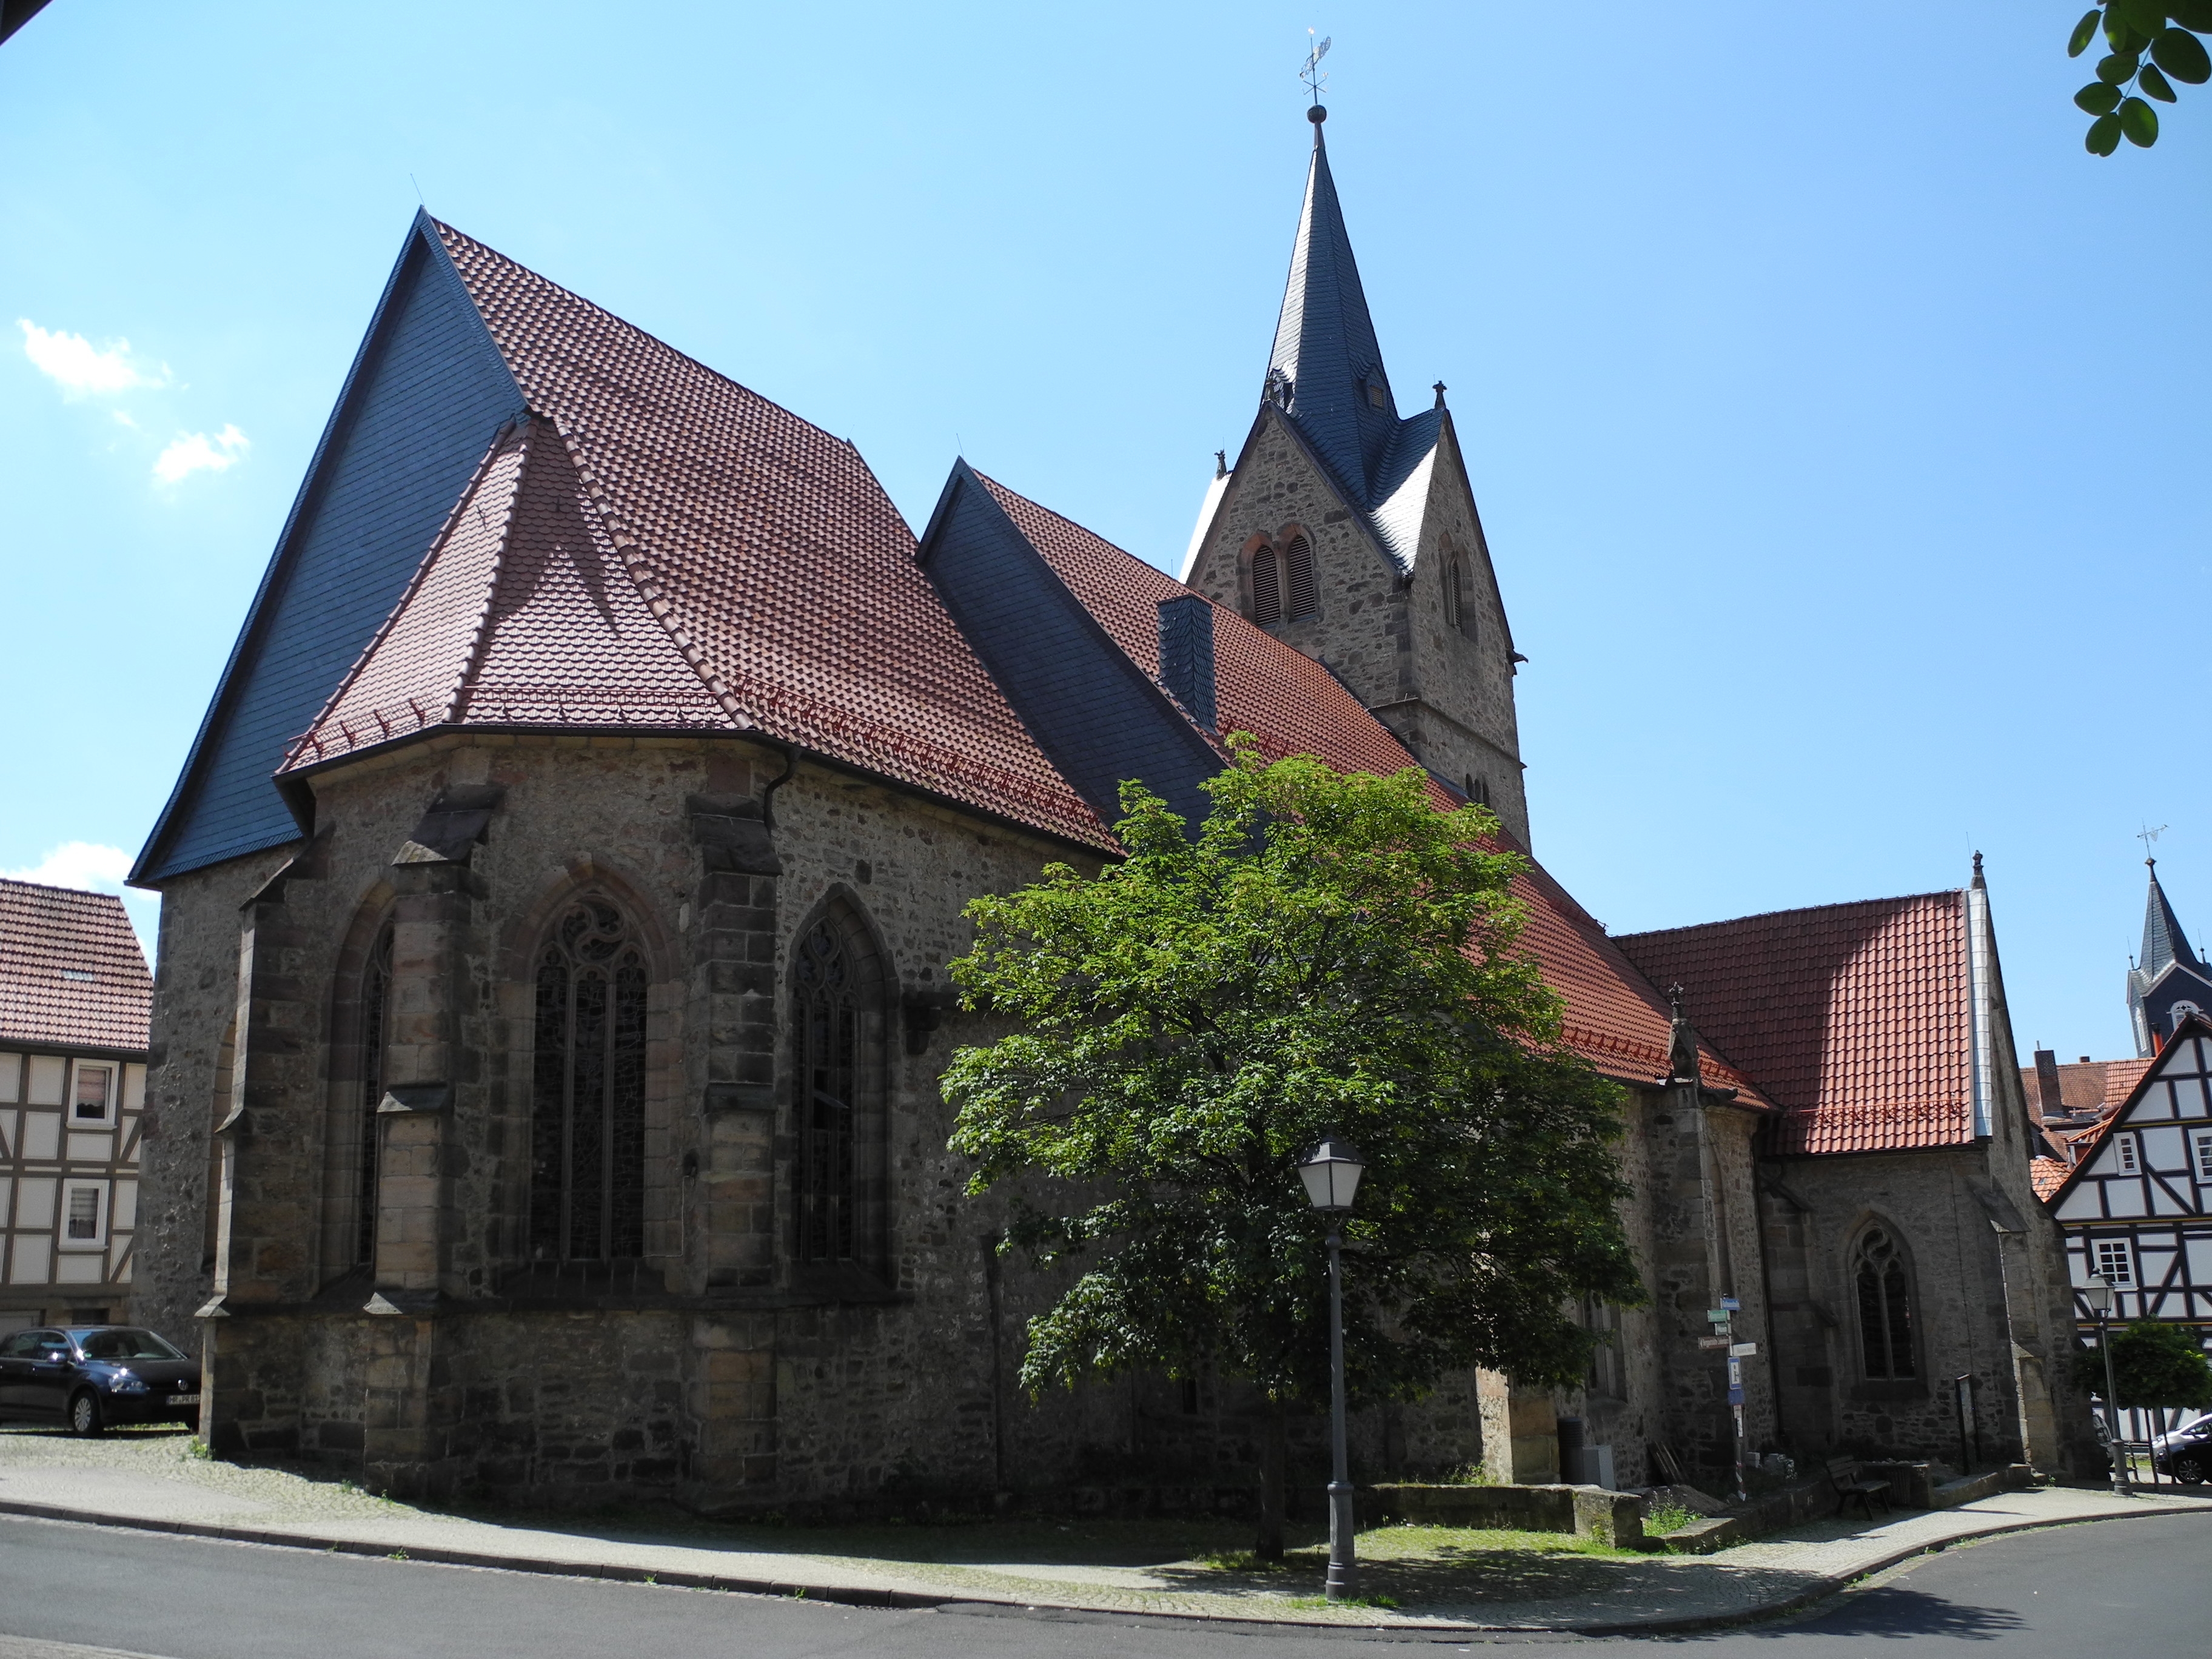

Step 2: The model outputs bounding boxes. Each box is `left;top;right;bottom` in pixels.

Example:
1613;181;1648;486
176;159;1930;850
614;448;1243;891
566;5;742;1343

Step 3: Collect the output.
4;1429;2207;1632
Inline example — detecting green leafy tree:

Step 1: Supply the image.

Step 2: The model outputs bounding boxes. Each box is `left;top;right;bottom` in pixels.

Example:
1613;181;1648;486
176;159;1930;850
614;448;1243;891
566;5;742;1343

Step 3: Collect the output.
2068;3;2212;154
2074;1319;2212;1409
943;745;1644;1557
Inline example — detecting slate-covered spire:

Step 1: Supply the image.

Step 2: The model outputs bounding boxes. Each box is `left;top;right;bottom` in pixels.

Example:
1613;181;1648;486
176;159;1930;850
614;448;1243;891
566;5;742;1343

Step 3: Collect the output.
1266;106;1398;503
2140;859;2200;977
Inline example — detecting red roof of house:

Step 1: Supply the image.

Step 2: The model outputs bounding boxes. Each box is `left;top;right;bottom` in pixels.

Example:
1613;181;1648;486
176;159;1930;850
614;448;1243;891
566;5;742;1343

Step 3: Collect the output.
974;473;1768;1106
286;224;1110;854
2020;1056;2150;1119
1616;893;1970;1155
0;880;152;1053
2029;1156;2070;1202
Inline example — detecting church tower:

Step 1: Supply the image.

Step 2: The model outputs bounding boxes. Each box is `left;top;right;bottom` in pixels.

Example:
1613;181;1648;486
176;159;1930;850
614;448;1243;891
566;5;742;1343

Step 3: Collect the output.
2126;859;2212;1056
1182;104;1530;848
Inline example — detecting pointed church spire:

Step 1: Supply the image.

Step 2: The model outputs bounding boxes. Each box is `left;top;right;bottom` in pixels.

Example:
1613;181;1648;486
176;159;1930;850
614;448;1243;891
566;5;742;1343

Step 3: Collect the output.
2140;858;2200;977
1265;105;1398;503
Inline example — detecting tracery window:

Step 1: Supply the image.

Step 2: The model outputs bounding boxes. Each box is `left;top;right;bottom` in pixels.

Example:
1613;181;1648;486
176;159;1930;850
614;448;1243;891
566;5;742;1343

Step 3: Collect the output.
355;923;392;1266
529;899;647;1263
1854;1227;1917;1380
794;918;860;1263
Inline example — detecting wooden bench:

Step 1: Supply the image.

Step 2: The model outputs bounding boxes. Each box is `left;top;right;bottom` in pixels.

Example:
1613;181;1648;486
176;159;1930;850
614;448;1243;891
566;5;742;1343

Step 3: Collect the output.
1827;1457;1892;1522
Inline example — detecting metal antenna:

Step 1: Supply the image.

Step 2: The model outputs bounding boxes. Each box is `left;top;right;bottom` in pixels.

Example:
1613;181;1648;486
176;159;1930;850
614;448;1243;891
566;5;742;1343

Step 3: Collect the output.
1301;29;1332;104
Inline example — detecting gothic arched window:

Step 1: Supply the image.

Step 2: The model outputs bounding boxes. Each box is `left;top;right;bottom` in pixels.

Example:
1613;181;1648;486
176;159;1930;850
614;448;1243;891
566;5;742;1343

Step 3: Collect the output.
1282;532;1316;620
791;900;888;1271
1854;1227;1917;1380
1250;544;1282;627
1446;555;1476;644
355;923;393;1267
530;899;648;1263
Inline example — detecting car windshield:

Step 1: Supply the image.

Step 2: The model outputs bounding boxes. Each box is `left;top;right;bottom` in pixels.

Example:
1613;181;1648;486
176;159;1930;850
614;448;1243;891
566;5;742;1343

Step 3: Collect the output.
75;1329;185;1362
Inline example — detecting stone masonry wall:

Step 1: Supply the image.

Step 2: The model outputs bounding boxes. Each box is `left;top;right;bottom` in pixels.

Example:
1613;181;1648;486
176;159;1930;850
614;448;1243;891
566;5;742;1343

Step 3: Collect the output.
138;731;1144;1505
1186;408;1531;848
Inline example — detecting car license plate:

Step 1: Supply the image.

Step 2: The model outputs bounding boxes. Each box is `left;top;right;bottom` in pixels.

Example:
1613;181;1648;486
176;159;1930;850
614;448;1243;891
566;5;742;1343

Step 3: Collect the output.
172;1393;199;1406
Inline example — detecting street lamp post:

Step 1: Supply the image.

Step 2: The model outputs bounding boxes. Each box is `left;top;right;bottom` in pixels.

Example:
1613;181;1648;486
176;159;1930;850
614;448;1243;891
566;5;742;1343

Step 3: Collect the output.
2084;1275;2127;1493
1298;1133;1366;1603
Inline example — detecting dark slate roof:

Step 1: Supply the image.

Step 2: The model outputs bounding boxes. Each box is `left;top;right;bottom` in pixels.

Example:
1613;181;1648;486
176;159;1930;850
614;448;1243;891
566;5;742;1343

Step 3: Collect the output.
0;880;152;1053
134;216;529;884
2140;860;2199;976
1267;113;1401;501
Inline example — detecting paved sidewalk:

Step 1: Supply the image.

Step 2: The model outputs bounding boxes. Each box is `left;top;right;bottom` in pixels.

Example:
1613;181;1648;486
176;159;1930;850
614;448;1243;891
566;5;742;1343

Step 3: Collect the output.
2;1429;2208;1632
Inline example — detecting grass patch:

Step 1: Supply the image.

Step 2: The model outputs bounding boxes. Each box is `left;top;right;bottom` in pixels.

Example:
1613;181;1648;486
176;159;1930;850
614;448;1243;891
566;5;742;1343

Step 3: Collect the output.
1643;1501;1695;1536
1287;1592;1402;1609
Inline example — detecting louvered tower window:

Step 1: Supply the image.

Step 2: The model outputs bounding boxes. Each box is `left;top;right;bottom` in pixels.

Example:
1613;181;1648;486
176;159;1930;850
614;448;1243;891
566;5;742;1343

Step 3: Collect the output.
1283;533;1316;620
355;923;393;1266
1250;545;1281;626
530;899;648;1262
1854;1228;1916;1379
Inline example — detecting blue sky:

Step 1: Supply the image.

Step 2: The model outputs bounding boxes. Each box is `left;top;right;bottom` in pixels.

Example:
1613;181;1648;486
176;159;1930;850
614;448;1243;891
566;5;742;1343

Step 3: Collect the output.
2;2;2205;1063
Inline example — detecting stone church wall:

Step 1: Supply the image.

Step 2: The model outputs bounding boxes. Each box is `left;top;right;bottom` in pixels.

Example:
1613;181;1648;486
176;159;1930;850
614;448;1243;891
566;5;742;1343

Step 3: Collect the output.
134;732;1158;1507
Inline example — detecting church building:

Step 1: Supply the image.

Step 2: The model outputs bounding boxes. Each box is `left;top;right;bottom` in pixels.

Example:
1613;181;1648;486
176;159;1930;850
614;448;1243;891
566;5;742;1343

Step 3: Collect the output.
127;106;2096;1504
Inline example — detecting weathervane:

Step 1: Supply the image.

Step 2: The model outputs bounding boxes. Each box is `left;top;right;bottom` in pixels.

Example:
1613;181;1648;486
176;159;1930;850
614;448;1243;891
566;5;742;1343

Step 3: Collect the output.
2140;822;2170;864
1301;29;1331;106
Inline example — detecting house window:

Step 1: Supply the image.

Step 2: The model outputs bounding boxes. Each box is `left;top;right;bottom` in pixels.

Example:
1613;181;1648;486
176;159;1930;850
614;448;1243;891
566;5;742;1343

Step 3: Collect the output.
2116;1132;2140;1175
58;1181;107;1250
70;1062;113;1126
2094;1237;2134;1287
1366;380;1388;409
1283;532;1316;620
355;923;392;1267
2193;1128;2212;1182
1250;545;1281;626
1853;1227;1917;1379
529;899;648;1263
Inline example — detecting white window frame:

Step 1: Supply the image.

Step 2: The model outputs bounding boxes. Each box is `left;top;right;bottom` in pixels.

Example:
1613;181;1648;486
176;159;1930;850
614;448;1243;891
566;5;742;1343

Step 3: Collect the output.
2094;1237;2135;1288
2116;1131;2141;1175
58;1179;109;1252
67;1060;116;1129
2194;1128;2212;1182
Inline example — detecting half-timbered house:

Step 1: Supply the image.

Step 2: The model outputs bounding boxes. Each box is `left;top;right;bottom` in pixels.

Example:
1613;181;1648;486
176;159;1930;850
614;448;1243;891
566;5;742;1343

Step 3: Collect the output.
2046;1011;2212;1438
0;880;153;1334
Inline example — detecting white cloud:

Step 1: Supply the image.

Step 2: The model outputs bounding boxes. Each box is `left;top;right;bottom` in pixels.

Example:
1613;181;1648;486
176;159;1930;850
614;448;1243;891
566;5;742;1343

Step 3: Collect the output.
112;409;136;428
18;318;167;397
153;423;250;484
3;842;158;960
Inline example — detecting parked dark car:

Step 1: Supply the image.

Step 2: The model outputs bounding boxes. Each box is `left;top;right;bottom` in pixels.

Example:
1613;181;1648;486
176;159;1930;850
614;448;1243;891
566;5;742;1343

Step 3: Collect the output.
0;1327;200;1436
2151;1410;2212;1483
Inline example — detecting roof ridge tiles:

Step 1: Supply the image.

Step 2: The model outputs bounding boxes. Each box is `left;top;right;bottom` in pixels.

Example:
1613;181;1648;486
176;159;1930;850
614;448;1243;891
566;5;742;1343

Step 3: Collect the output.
1616;888;1965;942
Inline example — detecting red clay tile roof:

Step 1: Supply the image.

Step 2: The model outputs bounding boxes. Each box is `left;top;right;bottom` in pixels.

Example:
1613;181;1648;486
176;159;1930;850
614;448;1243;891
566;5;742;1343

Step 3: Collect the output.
2029;1156;2070;1201
2019;1056;2150;1118
1617;893;1970;1155
284;224;1110;854
0;880;152;1053
973;473;1767;1106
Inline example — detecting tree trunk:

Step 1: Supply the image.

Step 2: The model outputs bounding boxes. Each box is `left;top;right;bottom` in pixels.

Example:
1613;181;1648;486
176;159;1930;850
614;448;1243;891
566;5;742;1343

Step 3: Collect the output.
1254;1401;1288;1560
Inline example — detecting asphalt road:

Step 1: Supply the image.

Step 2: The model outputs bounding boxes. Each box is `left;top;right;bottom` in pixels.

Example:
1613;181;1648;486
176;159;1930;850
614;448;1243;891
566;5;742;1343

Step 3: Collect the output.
0;1510;2202;1657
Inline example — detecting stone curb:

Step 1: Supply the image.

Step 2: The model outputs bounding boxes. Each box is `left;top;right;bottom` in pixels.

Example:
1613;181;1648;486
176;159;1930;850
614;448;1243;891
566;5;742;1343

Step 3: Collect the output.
1;1493;2208;1636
